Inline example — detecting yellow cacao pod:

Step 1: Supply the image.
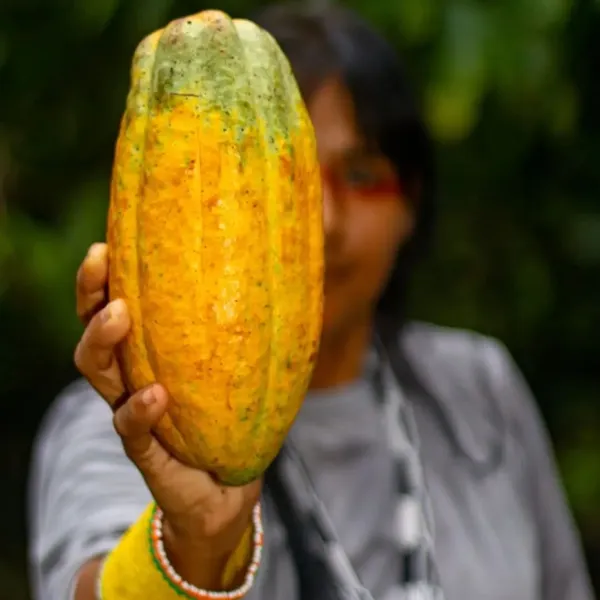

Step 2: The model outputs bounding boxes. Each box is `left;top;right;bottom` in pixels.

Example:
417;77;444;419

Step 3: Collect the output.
106;10;324;486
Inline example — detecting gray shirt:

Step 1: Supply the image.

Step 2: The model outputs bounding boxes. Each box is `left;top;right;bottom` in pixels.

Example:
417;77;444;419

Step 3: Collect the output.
27;322;595;600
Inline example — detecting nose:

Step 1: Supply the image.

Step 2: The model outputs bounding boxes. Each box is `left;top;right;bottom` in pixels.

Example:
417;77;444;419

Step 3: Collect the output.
321;175;340;239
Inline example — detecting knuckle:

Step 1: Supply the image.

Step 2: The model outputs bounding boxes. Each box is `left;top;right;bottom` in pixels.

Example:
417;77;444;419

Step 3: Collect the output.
76;305;87;324
76;257;85;282
112;409;128;440
113;408;146;465
76;262;88;293
73;341;87;373
86;311;104;341
73;318;102;374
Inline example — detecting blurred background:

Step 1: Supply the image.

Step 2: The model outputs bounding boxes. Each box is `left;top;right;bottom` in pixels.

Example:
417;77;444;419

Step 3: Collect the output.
1;0;599;597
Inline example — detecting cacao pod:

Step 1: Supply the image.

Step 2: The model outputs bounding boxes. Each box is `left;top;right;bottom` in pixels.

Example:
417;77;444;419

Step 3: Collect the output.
106;10;324;486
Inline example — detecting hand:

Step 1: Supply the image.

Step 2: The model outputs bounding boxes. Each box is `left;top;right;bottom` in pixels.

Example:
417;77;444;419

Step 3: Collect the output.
73;242;262;589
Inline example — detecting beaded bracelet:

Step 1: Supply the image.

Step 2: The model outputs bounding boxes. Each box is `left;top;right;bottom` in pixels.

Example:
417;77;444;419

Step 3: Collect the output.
97;501;264;600
150;503;264;599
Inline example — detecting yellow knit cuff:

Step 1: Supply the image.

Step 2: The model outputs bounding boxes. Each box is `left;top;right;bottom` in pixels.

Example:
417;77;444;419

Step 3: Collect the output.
97;502;263;600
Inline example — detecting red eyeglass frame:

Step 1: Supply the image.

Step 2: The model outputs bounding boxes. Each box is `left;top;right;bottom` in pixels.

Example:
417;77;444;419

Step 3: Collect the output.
319;162;402;200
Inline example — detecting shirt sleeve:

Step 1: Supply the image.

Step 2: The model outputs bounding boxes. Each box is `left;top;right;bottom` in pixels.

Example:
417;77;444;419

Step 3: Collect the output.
481;339;595;600
27;379;153;600
27;379;296;600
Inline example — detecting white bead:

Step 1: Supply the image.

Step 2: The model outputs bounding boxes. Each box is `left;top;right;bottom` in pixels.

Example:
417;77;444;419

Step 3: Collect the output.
395;496;422;548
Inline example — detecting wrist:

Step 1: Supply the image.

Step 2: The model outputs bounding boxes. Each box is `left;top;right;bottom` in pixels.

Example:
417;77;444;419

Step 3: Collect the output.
158;503;263;593
161;520;230;590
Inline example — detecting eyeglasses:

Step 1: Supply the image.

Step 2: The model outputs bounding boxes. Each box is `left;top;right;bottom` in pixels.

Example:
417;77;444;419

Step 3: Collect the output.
320;151;402;199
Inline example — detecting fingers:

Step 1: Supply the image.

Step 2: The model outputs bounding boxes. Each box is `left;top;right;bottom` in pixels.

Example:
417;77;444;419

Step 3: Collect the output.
74;298;130;405
113;384;171;475
76;243;108;325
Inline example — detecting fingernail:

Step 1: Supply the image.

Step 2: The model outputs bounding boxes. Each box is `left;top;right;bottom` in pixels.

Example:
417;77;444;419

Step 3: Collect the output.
101;306;112;323
142;388;156;406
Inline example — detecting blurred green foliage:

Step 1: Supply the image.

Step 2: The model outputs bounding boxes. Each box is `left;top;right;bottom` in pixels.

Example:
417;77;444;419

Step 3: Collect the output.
1;0;600;597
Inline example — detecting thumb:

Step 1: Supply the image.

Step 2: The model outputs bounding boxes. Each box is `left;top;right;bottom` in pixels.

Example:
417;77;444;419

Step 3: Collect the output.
113;383;171;472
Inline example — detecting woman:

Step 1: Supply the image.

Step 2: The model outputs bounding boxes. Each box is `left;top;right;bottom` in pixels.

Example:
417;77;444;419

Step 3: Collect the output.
27;3;593;600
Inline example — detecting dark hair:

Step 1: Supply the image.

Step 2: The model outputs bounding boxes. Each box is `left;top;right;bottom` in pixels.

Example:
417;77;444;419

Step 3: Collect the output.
252;1;437;329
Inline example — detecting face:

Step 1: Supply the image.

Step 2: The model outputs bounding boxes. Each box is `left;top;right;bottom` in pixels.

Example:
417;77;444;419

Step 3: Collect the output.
307;78;415;342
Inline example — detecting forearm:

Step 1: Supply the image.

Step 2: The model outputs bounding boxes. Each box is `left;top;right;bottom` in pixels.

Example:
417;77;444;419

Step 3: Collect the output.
74;559;104;600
